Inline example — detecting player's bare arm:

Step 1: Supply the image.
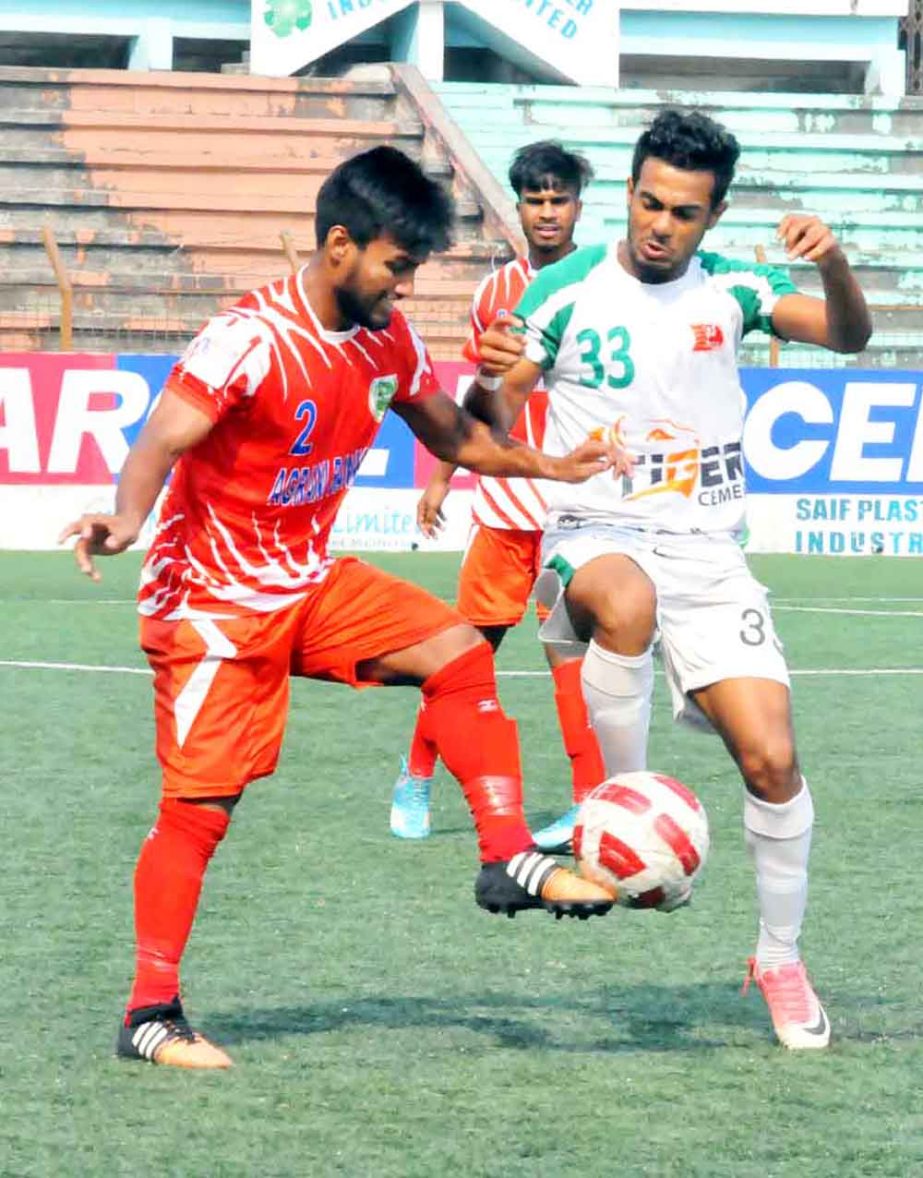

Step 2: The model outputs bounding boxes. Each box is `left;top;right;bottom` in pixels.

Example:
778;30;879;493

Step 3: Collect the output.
394;389;620;483
464;353;544;440
417;461;455;537
58;389;214;580
770;214;872;353
415;337;535;537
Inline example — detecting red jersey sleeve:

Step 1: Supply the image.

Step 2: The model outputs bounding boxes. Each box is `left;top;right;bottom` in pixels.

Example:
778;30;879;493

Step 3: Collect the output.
165;312;273;422
461;270;496;365
390;313;442;405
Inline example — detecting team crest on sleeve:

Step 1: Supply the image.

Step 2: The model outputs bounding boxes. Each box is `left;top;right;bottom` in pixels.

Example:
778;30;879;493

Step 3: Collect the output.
180;318;254;388
369;374;399;421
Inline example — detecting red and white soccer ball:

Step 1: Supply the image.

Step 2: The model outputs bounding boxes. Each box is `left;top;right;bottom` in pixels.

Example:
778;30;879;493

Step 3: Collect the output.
574;771;709;910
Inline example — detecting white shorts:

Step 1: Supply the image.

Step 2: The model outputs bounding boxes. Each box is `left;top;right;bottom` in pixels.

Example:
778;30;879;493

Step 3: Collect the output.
535;523;790;731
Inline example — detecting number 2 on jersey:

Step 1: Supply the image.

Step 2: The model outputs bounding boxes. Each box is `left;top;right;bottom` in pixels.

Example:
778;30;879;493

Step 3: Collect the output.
290;399;318;457
576;326;635;390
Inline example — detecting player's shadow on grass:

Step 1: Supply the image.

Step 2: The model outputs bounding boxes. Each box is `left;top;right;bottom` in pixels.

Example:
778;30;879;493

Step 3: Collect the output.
207;984;758;1054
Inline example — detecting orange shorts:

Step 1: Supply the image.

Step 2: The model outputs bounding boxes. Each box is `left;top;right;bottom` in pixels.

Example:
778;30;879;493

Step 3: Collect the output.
140;557;462;799
456;524;549;628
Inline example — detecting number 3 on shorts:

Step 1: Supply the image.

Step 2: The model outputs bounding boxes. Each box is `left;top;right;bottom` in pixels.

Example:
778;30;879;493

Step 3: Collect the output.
739;607;766;646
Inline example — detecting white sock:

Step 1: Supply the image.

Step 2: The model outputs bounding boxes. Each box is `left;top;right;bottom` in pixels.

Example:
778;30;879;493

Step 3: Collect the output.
744;780;814;969
580;640;654;776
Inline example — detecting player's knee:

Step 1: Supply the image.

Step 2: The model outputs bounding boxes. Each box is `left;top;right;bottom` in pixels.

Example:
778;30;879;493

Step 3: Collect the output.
566;566;656;653
433;623;491;666
738;737;800;802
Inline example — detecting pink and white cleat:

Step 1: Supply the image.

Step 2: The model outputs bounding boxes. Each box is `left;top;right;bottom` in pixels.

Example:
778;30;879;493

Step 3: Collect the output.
743;957;831;1050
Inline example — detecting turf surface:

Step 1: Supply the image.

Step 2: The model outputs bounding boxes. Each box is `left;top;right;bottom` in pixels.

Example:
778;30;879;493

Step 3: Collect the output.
2;550;922;1176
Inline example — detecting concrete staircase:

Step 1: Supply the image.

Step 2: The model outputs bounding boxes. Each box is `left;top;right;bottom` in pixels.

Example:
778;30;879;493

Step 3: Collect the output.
434;83;923;369
0;65;519;358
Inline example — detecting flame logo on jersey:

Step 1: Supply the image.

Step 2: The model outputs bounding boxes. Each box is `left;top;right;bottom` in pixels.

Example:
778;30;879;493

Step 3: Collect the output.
627;420;701;500
588;416;628;450
691;323;725;352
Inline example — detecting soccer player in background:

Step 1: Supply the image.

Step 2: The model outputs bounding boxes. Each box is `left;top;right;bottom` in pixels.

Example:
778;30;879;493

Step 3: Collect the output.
390;141;652;849
474;110;872;1050
59;147;624;1070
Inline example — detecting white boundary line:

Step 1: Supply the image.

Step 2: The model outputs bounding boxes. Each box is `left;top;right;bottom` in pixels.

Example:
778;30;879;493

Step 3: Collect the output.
773;597;923;604
2;659;922;679
773;606;923;618
0;659;153;675
2;595;921;612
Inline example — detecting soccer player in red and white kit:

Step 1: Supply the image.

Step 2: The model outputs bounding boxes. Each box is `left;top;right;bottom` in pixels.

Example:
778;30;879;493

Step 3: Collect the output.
390;142;653;848
60;147;626;1070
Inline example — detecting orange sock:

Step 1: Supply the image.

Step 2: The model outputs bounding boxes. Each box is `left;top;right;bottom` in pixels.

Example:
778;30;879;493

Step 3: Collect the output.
126;798;230;1018
407;701;438;779
420;643;532;862
552;658;606;804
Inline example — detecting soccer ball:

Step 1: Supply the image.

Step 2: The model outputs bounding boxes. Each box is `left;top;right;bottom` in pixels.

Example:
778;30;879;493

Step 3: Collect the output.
574;771;709;910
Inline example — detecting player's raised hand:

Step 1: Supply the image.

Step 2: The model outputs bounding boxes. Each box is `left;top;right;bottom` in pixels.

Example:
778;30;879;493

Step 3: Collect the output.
58;512;140;581
777;214;842;266
477;311;525;374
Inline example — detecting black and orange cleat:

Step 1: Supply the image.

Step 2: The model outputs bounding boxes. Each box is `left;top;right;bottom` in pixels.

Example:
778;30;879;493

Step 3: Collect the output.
116;998;233;1070
475;850;614;920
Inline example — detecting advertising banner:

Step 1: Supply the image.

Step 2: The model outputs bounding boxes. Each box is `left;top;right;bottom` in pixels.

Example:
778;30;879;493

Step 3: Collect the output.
1;354;921;555
742;369;923;556
457;0;619;87
251;0;414;79
250;0;618;86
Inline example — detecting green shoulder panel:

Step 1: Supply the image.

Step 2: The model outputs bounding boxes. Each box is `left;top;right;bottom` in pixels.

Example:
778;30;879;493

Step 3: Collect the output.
514;244;608;320
697;249;797;336
514;244;608;366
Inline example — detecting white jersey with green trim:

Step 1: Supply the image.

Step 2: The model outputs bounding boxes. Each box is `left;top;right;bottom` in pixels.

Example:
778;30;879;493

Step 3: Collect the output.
516;243;796;536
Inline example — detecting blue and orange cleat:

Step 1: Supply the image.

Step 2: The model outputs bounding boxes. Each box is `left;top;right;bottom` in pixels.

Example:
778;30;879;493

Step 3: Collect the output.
389;756;432;839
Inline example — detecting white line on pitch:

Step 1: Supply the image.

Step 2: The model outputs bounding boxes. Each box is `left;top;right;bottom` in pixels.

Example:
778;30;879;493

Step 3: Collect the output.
0;659;152;675
3;660;923;681
774;606;923;618
0;599;135;605
773;597;923;604
499;668;923;678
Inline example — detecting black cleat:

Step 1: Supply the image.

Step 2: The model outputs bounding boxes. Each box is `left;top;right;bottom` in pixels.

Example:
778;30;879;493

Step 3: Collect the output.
475;851;614;920
116;997;233;1069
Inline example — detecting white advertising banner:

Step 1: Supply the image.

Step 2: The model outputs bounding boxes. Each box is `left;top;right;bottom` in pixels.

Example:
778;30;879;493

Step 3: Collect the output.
458;0;619;86
251;0;414;78
2;355;922;557
250;0;619;84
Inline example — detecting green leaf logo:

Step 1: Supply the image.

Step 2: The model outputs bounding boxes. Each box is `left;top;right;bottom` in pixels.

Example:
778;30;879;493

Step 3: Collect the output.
264;0;313;38
369;375;399;421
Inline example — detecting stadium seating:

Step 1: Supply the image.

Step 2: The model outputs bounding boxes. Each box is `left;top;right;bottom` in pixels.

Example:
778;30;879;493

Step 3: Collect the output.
434;82;923;368
4;64;922;367
0;64;519;357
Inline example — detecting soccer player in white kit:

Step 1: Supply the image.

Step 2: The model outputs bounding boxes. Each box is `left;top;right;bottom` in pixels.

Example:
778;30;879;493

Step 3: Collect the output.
471;109;872;1050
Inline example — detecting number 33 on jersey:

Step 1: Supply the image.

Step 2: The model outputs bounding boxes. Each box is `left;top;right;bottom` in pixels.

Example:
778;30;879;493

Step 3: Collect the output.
515;243;796;536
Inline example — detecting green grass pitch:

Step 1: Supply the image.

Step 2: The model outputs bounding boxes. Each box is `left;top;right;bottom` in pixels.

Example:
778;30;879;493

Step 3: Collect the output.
1;550;922;1176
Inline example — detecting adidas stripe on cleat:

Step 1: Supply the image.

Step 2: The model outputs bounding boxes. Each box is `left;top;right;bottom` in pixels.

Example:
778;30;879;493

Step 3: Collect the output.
475;850;614;920
117;999;233;1069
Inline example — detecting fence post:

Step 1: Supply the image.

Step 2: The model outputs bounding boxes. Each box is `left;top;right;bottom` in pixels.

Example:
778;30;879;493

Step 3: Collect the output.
754;244;780;368
280;230;300;275
41;225;73;352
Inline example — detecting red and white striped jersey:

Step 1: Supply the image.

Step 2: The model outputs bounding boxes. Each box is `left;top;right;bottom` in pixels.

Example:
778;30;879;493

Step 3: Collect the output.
139;270;439;620
463;257;549;532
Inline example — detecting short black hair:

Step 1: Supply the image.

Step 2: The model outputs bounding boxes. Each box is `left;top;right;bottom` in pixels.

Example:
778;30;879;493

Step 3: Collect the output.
632;110;740;207
508;140;594;198
315;146;454;254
